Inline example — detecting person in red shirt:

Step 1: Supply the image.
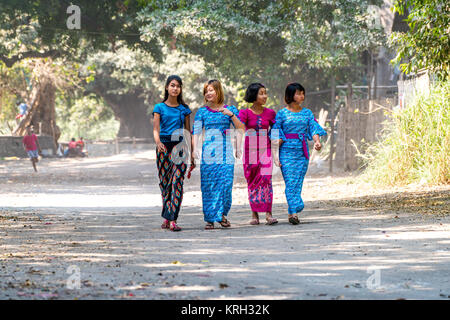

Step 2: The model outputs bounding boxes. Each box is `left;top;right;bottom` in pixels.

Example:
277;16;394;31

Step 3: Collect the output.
76;137;84;150
22;126;41;172
68;138;77;149
64;138;78;157
76;137;86;157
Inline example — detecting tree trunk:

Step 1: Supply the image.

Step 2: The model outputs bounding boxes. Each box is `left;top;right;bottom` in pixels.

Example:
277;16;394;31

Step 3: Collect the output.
94;88;153;139
14;71;60;148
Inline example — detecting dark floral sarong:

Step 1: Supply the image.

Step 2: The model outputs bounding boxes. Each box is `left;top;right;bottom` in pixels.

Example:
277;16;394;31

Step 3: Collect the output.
156;140;188;221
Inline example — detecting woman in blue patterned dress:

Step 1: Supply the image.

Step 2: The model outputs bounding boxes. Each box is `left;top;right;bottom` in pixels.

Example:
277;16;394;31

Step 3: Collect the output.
192;79;245;230
271;83;327;225
153;75;194;232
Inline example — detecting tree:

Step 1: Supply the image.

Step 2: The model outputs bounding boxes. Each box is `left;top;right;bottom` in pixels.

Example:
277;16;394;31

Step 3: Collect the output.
0;0;160;139
0;0;160;67
0;57;83;148
55;93;119;141
83;45;210;138
138;0;386;105
391;0;450;79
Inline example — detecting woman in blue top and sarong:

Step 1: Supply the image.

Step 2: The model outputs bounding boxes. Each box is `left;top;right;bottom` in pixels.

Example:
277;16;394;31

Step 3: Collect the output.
271;83;327;225
192;79;245;230
153;75;194;232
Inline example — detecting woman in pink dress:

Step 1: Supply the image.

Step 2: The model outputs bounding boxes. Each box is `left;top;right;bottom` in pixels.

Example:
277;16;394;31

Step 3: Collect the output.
238;83;278;225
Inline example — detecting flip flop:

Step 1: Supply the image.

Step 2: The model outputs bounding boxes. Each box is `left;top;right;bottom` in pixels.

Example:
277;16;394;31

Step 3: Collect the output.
265;217;278;225
170;222;181;232
205;222;214;230
161;219;170;229
288;216;300;225
250;219;260;225
219;218;231;228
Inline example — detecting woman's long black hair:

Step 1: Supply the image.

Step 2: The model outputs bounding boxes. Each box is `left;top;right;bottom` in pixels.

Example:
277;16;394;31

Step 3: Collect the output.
163;75;186;106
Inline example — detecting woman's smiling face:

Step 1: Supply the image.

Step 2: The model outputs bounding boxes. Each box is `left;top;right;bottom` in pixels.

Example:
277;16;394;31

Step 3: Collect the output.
256;87;268;105
205;85;218;103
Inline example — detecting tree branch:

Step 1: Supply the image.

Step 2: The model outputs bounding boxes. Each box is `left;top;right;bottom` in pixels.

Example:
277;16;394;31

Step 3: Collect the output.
0;50;61;68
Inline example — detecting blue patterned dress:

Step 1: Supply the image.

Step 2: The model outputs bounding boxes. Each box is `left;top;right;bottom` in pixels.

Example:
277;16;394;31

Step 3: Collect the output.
271;107;327;214
193;105;240;223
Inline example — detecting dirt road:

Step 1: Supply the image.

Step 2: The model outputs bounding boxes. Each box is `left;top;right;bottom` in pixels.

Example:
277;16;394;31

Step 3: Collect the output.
1;151;449;300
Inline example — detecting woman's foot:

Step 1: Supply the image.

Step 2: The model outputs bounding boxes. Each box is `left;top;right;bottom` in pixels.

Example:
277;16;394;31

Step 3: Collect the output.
288;214;300;225
265;212;278;225
170;221;181;232
250;212;259;225
219;217;231;228
205;222;214;230
161;219;170;229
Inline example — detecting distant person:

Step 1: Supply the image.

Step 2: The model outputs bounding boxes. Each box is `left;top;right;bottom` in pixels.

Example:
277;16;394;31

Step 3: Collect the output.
64;138;78;157
76;137;86;157
15;101;28;120
76;137;84;150
22;126;41;172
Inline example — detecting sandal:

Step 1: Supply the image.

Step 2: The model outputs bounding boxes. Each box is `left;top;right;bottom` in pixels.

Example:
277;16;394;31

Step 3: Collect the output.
219;217;231;228
161;219;170;229
170;221;181;232
265;217;278;225
288;215;300;225
205;222;214;230
250;219;260;225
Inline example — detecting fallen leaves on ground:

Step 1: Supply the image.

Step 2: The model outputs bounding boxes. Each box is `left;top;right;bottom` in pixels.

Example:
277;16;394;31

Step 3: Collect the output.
318;190;450;215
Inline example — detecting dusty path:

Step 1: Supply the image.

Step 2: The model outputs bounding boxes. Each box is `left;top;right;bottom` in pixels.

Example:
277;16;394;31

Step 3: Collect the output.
1;150;449;300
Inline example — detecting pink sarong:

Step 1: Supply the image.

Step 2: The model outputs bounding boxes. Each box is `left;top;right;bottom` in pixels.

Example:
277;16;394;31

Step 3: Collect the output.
239;108;276;213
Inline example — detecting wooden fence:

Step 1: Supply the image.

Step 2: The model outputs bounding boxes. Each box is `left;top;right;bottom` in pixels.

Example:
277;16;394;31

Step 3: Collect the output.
397;69;433;109
335;97;396;171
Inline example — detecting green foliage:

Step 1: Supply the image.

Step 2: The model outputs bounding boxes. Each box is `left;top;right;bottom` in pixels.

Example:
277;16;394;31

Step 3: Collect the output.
138;0;386;100
391;0;450;79
56;94;119;141
360;81;450;186
83;44;239;111
0;1;390;140
0;92;17;135
0;0;161;66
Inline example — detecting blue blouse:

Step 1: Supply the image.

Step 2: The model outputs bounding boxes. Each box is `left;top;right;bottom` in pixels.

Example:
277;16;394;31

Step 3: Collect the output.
153;102;191;141
270;107;327;149
192;105;240;165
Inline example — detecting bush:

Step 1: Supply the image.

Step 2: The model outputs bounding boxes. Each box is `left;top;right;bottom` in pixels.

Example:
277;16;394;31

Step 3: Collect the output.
361;81;449;186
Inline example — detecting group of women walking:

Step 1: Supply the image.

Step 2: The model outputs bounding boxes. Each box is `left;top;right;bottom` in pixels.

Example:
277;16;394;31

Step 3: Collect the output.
152;75;326;231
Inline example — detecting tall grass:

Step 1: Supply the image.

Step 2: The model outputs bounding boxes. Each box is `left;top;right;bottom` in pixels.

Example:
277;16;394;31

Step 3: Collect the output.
360;81;449;186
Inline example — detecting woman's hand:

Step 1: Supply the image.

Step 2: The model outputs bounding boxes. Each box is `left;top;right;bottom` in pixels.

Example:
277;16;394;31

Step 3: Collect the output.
220;107;234;117
272;138;284;147
313;134;322;151
312;134;322;151
187;161;196;179
190;154;196;167
314;141;322;151
156;141;167;153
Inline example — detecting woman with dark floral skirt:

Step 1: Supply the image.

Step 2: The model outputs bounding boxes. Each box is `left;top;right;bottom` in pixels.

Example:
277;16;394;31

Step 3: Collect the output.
152;75;194;231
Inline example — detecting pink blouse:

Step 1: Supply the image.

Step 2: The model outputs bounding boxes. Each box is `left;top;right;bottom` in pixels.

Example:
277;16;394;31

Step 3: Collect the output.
238;108;276;151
